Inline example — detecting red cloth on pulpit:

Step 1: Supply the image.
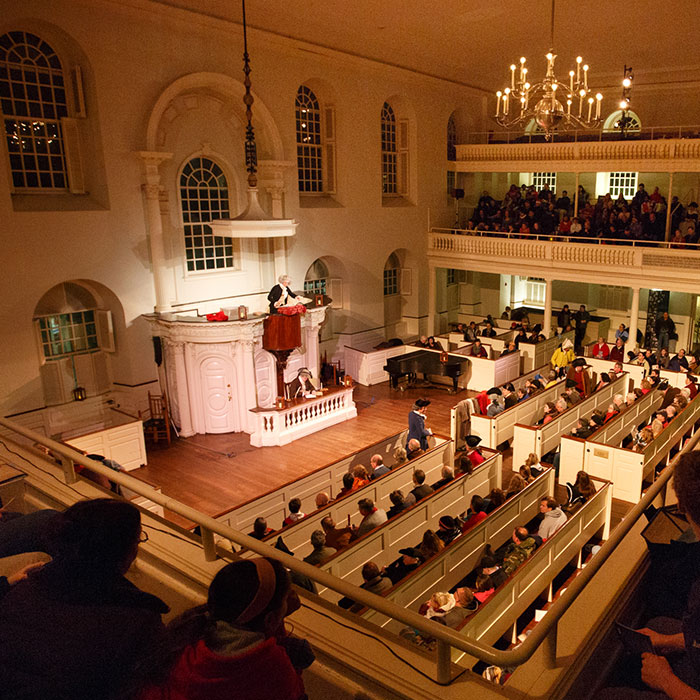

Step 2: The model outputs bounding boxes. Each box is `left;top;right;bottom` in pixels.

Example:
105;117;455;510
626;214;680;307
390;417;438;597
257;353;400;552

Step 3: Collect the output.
205;311;229;322
278;304;307;316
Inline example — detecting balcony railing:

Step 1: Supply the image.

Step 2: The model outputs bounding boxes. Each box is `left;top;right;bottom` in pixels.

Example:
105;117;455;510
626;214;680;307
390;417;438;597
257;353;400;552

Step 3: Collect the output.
459;125;700;146
0;415;698;687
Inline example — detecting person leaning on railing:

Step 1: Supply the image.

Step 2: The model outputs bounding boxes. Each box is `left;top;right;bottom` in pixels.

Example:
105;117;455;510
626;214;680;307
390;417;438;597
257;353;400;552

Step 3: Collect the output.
599;451;700;700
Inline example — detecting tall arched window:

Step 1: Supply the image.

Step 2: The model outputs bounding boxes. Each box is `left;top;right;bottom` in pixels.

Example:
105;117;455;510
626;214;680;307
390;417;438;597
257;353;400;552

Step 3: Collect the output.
179;157;236;272
381;102;397;194
295;86;322;193
447;114;457;161
0;31;69;189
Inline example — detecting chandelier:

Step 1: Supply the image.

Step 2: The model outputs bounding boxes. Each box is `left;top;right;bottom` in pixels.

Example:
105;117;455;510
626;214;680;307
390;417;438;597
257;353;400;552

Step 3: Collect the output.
209;0;297;239
493;0;603;140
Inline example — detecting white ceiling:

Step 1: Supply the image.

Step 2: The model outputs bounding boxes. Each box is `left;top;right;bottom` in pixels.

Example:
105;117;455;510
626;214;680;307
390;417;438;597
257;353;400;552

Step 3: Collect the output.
154;0;700;91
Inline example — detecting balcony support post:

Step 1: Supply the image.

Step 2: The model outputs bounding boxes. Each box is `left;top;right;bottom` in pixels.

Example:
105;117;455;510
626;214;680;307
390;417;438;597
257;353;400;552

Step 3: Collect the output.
543;278;553;337
427;262;436;337
574;172;580;217
629;287;640;352
665;172;674;242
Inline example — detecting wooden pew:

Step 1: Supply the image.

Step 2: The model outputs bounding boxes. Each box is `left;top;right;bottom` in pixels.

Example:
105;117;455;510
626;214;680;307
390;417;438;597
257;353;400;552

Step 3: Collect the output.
255;438;462;560
451;478;612;657
359;468;556;630
586;356;690;394
467;375;566;450
572;392;700;502
512;371;628;467
558;388;664;488
212;429;447;533
316;451;504;599
449;345;521;391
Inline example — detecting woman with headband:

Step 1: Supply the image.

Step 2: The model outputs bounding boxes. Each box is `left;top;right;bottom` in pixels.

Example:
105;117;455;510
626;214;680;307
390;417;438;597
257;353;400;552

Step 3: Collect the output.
139;557;313;700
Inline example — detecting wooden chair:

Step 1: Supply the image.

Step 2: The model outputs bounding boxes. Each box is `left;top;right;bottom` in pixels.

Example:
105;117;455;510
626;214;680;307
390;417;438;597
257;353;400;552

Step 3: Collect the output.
144;391;171;445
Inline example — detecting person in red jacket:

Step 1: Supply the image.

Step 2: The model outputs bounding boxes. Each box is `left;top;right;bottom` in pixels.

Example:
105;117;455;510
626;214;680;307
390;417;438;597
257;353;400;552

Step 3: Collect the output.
592;337;610;360
139;557;313;700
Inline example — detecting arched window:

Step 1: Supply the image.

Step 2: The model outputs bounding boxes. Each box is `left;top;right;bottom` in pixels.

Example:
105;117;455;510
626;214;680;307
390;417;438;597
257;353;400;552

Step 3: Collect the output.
447;114;457;161
0;31;69;189
381;102;397;194
295;85;336;196
295;86;322;193
179;157;236;272
383;252;400;296
603;109;642;134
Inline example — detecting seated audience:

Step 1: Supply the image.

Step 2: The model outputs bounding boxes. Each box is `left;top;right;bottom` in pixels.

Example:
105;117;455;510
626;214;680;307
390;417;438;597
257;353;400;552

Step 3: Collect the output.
461;495;488;533
431;465;455;491
419;529;445;559
470;339;488;358
519;464;535;484
302;530;336;566
474;573;495;603
282;498;306;527
387;489;408;519
337;472;356;499
537;497;568;540
0;499;169;700
524;452;545;477
351;465;370;490
592;337;611;360
669;348;690;373
567;357;591;397
406;438;423;461
354;498;387;539
479;553;508;589
609;338;626;362
565;471;597;506
320;515;353;550
393;445;408;465
506;473;527;498
436;515;461;545
500;526;538;575
487;393;504;416
485;487;507;513
249;516;273;540
465;435;486;467
369;454;390;479
338;562;392;613
383;547;425;584
407;469;434;505
315;491;330;509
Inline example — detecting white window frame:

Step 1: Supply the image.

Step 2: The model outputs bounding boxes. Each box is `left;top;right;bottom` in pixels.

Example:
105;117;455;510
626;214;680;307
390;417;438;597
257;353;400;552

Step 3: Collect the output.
608;171;638;200
532;172;557;191
383;268;399;296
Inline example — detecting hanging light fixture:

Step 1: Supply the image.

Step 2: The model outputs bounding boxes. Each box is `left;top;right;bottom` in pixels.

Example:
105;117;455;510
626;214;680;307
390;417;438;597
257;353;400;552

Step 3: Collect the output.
70;355;87;401
209;0;297;239
493;0;603;140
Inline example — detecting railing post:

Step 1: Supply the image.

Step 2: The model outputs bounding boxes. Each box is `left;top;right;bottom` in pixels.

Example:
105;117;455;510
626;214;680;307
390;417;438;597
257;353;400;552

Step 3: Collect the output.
436;639;452;683
201;526;217;562
62;457;78;485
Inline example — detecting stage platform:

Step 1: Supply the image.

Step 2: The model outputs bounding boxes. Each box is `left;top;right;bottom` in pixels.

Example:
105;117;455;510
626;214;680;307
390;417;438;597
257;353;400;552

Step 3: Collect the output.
130;381;631;530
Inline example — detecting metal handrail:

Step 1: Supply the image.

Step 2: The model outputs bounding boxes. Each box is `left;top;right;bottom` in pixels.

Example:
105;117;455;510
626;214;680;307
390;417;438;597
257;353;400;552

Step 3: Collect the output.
429;226;700;251
0;415;697;679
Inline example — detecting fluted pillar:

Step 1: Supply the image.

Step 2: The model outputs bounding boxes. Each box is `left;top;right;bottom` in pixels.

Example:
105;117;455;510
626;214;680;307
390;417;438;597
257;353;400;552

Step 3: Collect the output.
629;287;640;352
137;151;173;313
543;278;553;337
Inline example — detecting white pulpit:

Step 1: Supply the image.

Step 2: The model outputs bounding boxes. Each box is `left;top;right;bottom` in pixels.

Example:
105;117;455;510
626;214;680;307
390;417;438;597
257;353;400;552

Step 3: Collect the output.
146;306;354;446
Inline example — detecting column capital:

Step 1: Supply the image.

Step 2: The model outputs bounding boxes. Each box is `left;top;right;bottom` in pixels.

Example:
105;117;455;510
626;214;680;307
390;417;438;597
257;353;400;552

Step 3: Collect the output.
136;151;173;186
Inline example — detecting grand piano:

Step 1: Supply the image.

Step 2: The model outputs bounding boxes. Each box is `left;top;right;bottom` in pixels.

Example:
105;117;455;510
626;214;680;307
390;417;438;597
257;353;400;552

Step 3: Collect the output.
383;350;469;393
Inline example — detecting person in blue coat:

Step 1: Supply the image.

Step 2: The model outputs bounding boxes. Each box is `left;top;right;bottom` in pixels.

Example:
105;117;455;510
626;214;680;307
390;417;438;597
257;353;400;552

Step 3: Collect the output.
407;398;432;451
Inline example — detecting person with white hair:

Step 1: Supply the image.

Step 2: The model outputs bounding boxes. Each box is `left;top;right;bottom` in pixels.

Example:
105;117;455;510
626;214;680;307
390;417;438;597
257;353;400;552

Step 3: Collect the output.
267;273;298;313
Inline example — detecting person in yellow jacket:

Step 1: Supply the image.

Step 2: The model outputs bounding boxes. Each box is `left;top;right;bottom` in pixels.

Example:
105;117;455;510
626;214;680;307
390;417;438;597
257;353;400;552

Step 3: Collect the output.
550;338;575;377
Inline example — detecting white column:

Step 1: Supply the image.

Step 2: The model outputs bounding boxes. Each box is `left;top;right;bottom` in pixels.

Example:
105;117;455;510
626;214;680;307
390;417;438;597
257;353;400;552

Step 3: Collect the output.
137;151;173;313
169;341;194;437
629;287;640;352
574;172;580;217
543;278;553;337
665;172;674;242
427;263;436;336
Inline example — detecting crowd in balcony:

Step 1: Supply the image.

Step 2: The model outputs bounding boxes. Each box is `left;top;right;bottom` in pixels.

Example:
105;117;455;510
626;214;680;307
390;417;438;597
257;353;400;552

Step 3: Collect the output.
463;182;699;246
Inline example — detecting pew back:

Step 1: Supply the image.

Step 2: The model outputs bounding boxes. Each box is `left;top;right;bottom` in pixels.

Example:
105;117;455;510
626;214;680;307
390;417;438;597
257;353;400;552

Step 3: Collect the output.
512;372;628;467
360;468;556;632
257;438;457;559
558;389;663;486
214;429;418;532
317;452;503;600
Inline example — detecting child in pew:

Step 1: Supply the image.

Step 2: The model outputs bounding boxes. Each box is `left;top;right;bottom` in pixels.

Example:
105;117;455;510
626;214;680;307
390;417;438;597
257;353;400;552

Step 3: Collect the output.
564;471;597;507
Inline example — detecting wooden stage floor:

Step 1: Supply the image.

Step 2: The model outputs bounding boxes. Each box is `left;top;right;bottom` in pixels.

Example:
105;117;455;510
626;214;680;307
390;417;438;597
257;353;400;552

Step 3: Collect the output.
131;381;632;529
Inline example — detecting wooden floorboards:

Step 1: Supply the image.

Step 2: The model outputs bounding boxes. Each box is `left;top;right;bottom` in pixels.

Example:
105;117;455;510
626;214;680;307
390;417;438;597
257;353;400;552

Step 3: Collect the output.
131;381;633;530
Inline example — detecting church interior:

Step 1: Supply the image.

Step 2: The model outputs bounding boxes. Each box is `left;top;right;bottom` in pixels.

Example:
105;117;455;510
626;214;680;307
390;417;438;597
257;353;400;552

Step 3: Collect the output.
1;1;700;698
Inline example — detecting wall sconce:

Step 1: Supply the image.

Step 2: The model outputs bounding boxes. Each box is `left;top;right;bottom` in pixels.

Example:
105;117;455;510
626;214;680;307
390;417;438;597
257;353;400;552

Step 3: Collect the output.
237;305;248;320
275;396;286;409
314;294;324;307
440;350;450;363
72;386;87;401
343;375;354;387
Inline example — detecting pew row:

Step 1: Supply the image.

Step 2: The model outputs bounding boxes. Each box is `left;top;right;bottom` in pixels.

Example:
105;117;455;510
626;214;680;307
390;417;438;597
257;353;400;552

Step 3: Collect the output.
212;429;448;533
558;388;664;490
452;477;612;661
359;468;556;632
317;452;504;599
255;438;466;560
568;391;700;503
512;371;628;468
466;375;566;450
586;356;690;394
